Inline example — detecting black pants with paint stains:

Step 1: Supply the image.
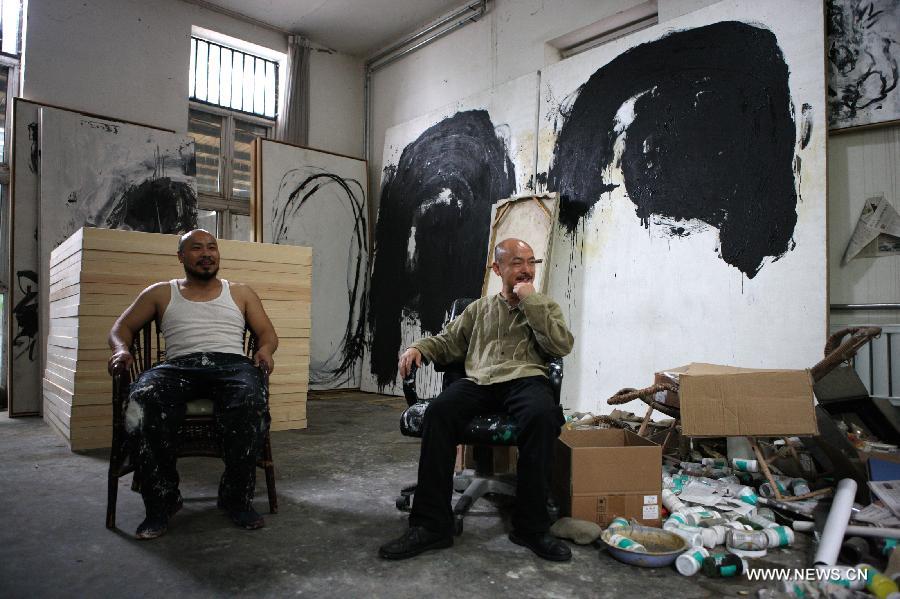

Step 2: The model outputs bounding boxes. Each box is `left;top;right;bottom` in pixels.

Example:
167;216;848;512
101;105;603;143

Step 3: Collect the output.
125;352;270;514
409;376;562;536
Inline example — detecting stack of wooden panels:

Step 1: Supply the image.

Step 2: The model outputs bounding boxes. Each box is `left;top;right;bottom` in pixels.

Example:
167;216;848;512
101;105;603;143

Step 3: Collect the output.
44;227;311;450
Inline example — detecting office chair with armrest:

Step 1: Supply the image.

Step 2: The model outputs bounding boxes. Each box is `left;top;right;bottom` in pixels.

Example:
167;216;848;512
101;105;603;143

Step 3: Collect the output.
106;321;277;529
395;298;564;535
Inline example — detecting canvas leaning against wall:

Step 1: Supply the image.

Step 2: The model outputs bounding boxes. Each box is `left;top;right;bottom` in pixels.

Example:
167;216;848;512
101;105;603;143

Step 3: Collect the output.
362;72;539;396
33;106;197;415
827;0;900;131
536;0;828;414
8;99;43;416
255;139;368;390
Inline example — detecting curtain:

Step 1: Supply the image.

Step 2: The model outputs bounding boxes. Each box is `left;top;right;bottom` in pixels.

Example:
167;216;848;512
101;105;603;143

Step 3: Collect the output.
276;35;310;146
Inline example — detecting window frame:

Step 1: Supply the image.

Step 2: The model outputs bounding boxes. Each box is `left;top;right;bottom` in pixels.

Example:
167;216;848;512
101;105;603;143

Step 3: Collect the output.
189;101;273;240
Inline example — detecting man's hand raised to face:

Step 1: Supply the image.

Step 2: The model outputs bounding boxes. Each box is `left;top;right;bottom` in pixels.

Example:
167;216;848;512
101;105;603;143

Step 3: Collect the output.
512;281;535;300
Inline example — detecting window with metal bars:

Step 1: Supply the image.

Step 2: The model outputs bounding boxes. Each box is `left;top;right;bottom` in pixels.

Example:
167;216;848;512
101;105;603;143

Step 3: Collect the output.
189;36;278;120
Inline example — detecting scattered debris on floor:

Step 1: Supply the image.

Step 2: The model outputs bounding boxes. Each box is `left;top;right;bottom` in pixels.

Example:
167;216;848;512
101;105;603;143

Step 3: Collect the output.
551;327;900;597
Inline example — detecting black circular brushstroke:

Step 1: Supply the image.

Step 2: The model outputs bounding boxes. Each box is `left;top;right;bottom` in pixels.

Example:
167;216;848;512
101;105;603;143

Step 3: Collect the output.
368;109;516;388
272;171;368;387
104;177;198;233
547;21;797;278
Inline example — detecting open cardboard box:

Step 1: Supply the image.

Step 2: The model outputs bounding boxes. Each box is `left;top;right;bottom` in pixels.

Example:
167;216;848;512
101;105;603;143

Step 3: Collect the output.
553;429;662;527
661;363;818;437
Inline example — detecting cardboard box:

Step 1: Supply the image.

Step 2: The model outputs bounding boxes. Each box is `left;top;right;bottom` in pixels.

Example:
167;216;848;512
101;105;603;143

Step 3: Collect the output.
463;445;517;474
553;429;661;528
674;363;818;437
653;365;688;407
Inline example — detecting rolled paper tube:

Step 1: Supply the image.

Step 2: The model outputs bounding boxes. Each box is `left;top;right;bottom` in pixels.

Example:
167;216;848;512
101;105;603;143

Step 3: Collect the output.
813;479;858;568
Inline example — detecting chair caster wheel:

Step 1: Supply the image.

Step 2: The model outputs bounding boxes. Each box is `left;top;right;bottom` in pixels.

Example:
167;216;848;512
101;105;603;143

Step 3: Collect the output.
395;495;411;512
454;516;463;536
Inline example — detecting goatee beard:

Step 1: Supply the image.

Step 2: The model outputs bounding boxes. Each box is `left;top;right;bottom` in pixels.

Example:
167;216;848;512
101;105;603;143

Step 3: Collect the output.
184;264;218;280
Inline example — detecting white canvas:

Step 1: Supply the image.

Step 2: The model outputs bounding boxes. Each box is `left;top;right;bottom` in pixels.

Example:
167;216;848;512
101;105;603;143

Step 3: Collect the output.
536;0;827;414
8;100;42;415
362;72;540;396
38;107;198;398
257;139;368;390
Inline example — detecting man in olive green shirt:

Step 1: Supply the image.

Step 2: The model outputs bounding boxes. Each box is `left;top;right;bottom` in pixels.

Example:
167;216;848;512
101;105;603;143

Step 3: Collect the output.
379;238;575;562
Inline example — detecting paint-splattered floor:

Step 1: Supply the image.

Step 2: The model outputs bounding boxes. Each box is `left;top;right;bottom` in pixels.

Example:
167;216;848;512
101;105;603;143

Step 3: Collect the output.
0;391;810;598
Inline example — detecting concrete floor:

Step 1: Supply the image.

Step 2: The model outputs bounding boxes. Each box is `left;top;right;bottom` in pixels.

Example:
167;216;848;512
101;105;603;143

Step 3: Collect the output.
0;391;811;598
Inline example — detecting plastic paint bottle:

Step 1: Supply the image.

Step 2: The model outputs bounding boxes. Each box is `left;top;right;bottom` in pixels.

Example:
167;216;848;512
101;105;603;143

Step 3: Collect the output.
791;478;811;496
731;458;759;473
763;526;794;548
710;525;729;546
675;546;709;576
746;513;779;529
661;489;686;513
759;480;789;498
666;512;687;524
702;553;747;577
665;525;703;548
607;517;630;531
701;457;728;468
726;529;770;552
607;533;647;553
683;511;718;526
859;564;900;599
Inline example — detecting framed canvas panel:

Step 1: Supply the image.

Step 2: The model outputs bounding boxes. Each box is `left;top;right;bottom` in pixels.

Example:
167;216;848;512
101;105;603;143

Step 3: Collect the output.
255;139;368;390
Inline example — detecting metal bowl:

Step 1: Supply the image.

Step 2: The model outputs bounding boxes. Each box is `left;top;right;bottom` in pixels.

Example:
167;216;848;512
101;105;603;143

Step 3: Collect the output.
600;525;689;567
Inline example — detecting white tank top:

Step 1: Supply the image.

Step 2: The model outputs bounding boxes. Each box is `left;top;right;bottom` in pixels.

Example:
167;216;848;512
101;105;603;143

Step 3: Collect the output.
160;279;246;360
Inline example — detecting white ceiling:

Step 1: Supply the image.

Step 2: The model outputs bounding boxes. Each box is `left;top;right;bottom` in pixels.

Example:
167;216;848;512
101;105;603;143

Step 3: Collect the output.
198;0;469;57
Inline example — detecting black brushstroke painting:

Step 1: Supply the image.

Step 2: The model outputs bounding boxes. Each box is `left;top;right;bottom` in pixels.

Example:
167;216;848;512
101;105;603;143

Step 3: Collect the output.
12;271;38;361
272;169;368;387
86;146;197;238
827;0;900;128
368;110;516;388
547;21;798;278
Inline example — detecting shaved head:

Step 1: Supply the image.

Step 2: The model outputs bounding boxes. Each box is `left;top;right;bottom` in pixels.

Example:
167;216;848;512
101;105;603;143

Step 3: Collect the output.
178;229;215;254
493;238;532;264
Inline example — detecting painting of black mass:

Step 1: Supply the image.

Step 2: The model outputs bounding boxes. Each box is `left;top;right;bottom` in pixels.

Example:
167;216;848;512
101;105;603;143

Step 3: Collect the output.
547;21;797;278
368;110;516;387
827;0;900;130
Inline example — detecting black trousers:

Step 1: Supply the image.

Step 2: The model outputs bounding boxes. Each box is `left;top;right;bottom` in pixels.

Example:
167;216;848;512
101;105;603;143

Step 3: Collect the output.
409;376;562;536
125;352;270;513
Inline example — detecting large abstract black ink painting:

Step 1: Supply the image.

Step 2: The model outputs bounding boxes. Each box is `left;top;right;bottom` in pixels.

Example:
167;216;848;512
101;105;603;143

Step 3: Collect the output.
367;110;516;388
547;21;798;279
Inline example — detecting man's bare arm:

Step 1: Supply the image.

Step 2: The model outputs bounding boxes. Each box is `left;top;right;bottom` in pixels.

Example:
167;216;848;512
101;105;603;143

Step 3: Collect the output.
236;284;278;374
107;283;166;375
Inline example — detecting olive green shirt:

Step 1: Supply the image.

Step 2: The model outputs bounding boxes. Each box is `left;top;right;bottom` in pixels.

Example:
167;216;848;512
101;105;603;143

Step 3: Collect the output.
410;293;574;385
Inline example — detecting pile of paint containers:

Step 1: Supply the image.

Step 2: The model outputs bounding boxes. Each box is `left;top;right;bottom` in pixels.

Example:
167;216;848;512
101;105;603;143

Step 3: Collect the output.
659;459;803;577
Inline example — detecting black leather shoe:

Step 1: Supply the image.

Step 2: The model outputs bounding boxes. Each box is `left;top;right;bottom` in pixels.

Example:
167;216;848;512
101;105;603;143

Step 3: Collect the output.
378;526;453;560
509;530;572;561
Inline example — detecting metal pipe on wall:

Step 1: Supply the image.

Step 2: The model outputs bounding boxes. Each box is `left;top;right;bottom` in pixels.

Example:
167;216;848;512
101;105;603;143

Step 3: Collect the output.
361;0;487;252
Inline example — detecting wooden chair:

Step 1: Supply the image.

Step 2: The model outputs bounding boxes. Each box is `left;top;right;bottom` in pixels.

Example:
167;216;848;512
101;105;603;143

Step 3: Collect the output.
106;321;277;529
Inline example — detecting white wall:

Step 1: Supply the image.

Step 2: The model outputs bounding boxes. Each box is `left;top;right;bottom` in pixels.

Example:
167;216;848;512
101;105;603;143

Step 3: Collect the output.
828;124;900;327
308;47;364;158
21;0;363;155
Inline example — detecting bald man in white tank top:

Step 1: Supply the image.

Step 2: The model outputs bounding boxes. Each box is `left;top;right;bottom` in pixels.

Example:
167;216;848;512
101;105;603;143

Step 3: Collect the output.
108;229;278;540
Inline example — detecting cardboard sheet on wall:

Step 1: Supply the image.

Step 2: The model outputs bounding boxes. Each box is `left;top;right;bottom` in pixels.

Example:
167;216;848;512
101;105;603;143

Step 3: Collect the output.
482;193;559;297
